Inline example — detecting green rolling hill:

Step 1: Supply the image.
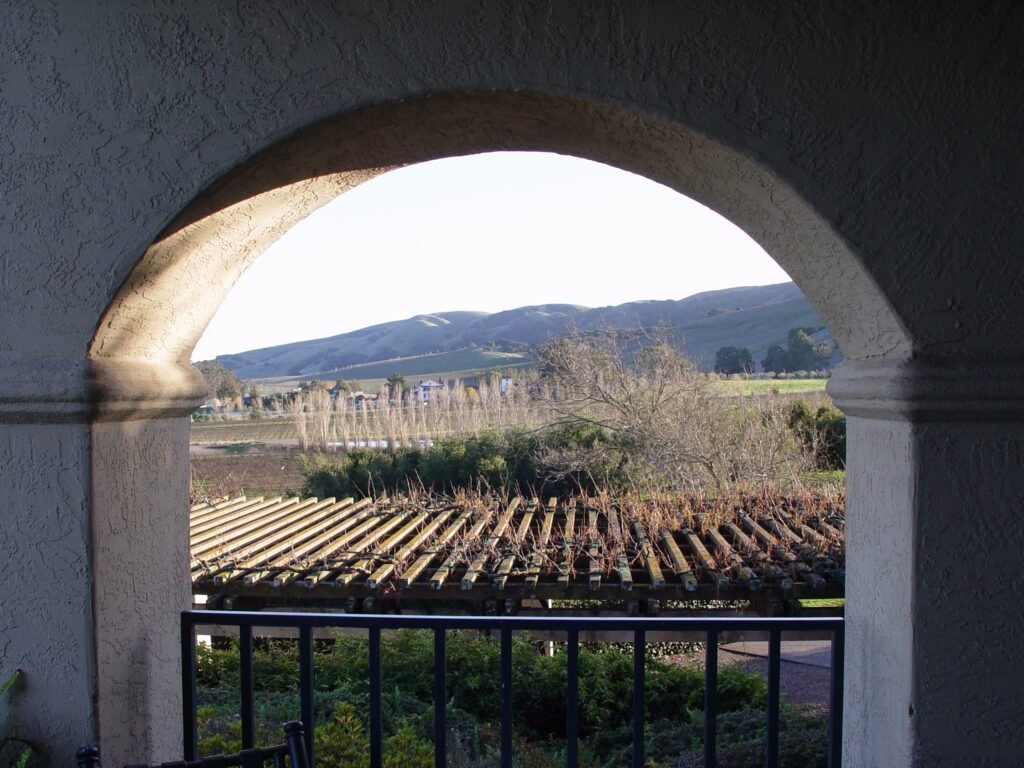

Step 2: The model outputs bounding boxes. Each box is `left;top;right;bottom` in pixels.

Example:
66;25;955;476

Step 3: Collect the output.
214;282;838;381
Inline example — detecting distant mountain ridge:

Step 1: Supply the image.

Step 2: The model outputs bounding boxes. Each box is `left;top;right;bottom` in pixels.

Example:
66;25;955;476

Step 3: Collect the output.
215;282;837;379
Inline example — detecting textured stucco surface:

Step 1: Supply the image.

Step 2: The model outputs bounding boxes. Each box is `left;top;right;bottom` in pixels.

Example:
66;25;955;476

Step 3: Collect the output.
0;425;94;766
840;412;1024;767
91;418;191;764
844;417;915;766
910;424;1024;766
2;3;1024;766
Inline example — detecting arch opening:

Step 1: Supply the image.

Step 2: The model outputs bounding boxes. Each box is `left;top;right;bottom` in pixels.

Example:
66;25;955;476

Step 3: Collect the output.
80;89;914;767
89;91;910;384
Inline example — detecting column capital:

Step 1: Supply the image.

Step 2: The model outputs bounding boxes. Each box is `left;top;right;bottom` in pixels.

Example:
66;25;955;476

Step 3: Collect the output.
0;355;206;423
828;357;1024;421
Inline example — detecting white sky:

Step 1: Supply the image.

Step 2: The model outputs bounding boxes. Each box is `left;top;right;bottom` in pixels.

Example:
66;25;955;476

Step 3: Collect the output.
192;152;790;361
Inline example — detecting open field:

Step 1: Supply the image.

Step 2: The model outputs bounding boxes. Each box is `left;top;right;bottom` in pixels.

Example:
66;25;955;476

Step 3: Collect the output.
191;445;306;498
191;417;298;444
272;364;535;395
717;378;828;395
800;598;845;608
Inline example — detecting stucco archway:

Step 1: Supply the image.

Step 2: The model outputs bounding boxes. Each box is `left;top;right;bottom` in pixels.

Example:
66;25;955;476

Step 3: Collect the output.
7;6;1023;766
84;91;908;764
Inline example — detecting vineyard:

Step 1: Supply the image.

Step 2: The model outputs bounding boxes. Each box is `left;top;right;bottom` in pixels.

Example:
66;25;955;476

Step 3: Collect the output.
190;490;844;613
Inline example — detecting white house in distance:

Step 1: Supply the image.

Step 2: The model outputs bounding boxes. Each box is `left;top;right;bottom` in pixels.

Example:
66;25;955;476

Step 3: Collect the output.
413;379;445;403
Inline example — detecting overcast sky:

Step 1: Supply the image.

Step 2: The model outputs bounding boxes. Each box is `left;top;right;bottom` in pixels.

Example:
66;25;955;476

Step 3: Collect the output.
192;152;790;361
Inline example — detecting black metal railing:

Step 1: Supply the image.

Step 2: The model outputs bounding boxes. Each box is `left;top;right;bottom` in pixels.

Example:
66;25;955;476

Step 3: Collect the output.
182;611;844;768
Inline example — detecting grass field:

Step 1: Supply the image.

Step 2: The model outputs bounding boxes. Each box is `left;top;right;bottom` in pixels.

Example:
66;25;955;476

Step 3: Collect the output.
799;598;845;609
717;378;828;395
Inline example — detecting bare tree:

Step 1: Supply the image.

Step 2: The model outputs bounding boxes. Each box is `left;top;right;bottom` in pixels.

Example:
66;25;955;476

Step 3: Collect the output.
287;392;309;451
334;393;350;452
308;387;333;452
537;327;807;492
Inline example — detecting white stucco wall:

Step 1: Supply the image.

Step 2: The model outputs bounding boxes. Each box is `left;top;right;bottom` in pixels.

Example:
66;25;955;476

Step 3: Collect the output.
0;425;94;766
844;416;916;766
91;419;192;762
2;3;1023;766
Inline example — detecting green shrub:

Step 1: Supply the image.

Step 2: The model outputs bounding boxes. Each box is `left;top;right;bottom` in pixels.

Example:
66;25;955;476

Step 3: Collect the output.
421;430;515;492
787;400;846;470
301;449;424;498
703;706;829;768
537;422;634;494
300;426;638;499
195;631;829;767
196;705;242;756
313;702;434;768
383;727;433;768
315;702;369;768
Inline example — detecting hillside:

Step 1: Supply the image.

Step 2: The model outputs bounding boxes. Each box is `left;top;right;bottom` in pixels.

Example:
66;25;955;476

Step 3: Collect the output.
214;282;837;379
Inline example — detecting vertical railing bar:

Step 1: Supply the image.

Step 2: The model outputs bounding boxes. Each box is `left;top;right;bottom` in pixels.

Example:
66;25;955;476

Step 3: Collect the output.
369;627;383;768
180;615;198;761
299;625;315;766
704;629;718;768
239;624;255;749
766;629;781;768
829;626;845;768
632;629;645;768
566;630;579;768
500;627;513;768
434;628;447;768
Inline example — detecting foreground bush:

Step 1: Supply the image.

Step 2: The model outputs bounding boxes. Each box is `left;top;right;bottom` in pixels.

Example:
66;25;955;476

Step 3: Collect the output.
787;400;846;471
194;630;828;767
301;427;625;499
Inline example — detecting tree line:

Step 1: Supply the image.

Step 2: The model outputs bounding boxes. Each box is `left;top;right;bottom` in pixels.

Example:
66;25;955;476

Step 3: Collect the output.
714;326;833;374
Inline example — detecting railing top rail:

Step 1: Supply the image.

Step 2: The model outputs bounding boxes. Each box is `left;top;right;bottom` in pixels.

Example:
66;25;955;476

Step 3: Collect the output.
183;609;843;632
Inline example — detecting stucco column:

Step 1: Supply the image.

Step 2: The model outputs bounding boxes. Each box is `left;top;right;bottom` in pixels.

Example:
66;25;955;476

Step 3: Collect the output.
0;358;203;766
830;359;1024;768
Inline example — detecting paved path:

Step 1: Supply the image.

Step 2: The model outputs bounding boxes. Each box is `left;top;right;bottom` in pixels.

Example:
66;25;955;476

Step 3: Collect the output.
664;640;835;713
721;640;833;669
724;641;833;712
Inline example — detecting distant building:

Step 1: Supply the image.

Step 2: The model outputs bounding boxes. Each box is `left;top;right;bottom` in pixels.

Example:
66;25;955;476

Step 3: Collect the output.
345;391;380;409
413;379;445;402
